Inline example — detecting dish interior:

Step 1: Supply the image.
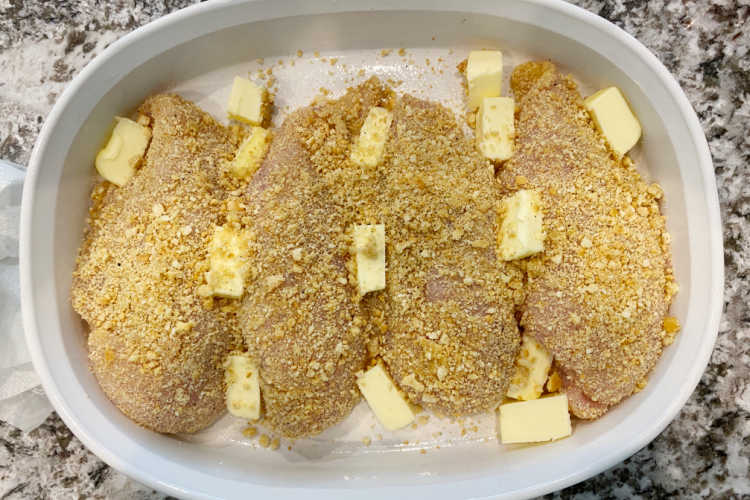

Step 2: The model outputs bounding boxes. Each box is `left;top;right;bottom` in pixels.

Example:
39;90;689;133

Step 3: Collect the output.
27;6;712;494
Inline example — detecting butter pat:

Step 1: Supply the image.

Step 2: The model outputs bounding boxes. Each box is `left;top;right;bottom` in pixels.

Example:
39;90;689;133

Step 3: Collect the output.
95;117;151;186
227;76;267;126
353;224;386;294
477;97;515;161
351;107;393;167
206;224;251;298
584;87;642;157
230;126;271;179
467;50;503;110
357;363;414;431
224;353;261;420
507;335;553;401
498;394;571;444
497;189;545;261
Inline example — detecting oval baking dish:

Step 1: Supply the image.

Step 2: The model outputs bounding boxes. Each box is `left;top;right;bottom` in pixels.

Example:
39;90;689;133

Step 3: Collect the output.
20;0;722;498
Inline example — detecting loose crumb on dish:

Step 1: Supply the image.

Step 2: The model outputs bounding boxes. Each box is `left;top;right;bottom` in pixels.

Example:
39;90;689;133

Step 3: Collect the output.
258;434;271;448
270;437;281;450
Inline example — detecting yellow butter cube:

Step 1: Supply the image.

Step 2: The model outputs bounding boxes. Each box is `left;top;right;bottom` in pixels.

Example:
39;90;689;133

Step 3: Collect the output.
205;224;251;298
95;116;151;186
507;335;553;401
498;394;571;444
467;50;503;110
357;363;414;431
477;97;515;161
584;86;642;157
230;127;271;179
224;353;261;420
353;224;386;294
227;76;267;126
497;189;545;261
351;107;393;168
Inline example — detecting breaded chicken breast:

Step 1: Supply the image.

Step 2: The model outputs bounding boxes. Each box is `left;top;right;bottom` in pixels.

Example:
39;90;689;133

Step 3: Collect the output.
376;94;524;415
238;83;391;438
72;94;242;434
498;62;677;418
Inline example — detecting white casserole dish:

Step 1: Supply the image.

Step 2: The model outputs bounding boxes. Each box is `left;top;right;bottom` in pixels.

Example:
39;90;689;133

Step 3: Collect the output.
20;0;723;498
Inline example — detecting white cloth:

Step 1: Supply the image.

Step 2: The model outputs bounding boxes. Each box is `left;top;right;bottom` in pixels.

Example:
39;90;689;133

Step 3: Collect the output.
0;160;53;431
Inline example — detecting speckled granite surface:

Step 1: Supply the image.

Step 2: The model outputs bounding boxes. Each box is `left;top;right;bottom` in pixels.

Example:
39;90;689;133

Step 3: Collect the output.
1;0;748;498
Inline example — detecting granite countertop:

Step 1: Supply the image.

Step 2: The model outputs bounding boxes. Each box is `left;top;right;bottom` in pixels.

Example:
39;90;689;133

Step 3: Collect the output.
1;0;748;498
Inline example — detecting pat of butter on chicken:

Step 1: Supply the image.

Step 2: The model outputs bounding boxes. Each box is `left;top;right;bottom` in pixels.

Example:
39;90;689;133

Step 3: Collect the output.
95;116;151;186
224;353;261;420
498;394;572;444
230;126;271;179
357;363;414;431
507;334;553;401
497;189;545;261
351;107;393;168
477;96;515;162
353;224;386;294
205;224;251;299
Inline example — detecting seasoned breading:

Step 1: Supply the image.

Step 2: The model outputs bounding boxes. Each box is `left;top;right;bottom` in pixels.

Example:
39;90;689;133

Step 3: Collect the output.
499;62;677;418
72;94;242;434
